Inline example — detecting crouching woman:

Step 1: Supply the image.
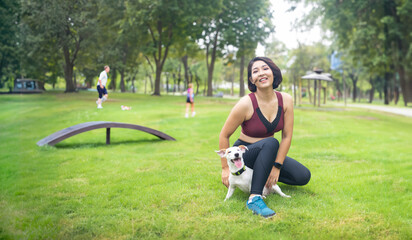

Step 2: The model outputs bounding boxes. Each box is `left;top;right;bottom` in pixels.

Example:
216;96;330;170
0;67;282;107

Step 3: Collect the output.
218;57;311;218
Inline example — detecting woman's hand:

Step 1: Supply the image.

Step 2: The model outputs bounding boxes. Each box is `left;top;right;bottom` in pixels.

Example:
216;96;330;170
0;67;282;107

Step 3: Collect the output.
265;166;280;189
221;167;230;188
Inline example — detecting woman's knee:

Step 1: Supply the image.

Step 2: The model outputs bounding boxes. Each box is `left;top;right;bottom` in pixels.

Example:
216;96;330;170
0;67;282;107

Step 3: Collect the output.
261;137;279;150
297;168;311;185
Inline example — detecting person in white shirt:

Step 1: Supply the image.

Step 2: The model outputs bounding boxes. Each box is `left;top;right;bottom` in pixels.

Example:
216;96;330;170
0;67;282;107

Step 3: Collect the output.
96;65;110;109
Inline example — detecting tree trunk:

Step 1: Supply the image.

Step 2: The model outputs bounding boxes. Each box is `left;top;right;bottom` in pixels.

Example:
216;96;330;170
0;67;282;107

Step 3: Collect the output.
145;74;147;94
150;21;172;96
394;85;399;105
173;72;178;94
181;55;189;86
63;46;75;92
334;76;342;101
323;86;326;104
368;77;375;103
110;68;117;91
120;70;125;92
178;64;182;90
195;75;200;95
166;73;169;93
206;29;219;97
153;63;162;95
239;55;245;97
131;75;136;93
148;74;153;93
350;75;358;103
74;72;77;89
405;73;412;106
397;66;410;106
384;72;390;105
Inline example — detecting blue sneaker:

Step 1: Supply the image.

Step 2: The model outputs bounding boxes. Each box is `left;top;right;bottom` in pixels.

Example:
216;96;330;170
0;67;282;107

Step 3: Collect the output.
246;196;276;218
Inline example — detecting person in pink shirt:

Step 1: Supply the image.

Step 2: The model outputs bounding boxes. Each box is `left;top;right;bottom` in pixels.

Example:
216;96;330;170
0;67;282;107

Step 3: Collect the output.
185;83;195;118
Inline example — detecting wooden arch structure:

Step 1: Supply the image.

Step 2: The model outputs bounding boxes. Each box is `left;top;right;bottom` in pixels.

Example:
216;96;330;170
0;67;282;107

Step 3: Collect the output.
37;121;176;146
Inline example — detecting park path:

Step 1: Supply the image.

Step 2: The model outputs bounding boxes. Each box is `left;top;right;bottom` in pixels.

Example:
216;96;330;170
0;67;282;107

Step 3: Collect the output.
222;94;412;118
335;103;412;118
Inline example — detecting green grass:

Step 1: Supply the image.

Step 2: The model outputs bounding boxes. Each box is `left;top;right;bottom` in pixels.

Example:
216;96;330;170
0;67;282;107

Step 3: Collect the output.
0;92;411;239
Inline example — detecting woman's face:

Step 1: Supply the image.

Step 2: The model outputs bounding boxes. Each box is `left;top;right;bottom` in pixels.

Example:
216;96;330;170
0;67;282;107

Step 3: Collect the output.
250;60;273;89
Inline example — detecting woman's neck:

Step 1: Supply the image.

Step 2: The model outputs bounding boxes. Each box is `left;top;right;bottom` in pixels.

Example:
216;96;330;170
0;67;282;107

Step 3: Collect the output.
255;88;275;102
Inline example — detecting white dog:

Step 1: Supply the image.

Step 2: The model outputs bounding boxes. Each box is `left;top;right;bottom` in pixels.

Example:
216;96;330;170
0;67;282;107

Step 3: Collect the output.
216;145;291;201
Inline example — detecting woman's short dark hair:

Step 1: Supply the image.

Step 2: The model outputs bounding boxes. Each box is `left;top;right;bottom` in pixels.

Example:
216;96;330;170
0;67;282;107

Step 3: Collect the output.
247;57;282;92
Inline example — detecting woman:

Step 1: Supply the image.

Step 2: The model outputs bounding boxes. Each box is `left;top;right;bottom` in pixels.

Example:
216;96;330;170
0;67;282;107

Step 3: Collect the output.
218;57;310;218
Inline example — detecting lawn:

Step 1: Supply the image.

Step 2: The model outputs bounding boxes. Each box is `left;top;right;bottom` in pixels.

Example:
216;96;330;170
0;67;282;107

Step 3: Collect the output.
0;91;411;239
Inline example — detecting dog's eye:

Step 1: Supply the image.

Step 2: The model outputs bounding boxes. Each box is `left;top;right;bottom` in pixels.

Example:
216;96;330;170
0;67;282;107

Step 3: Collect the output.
228;151;231;153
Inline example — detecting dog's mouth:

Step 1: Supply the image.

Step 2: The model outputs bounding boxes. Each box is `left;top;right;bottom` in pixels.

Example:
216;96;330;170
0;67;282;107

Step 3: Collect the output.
231;157;243;168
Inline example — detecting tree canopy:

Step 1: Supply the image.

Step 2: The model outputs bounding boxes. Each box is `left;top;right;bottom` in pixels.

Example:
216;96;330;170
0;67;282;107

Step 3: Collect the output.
291;0;412;105
2;0;412;105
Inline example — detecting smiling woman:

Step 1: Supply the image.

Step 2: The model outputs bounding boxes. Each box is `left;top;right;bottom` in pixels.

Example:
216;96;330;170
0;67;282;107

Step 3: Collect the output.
218;56;311;218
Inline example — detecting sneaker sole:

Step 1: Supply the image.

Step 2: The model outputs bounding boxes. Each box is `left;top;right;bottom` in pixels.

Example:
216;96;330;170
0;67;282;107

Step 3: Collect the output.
252;211;276;218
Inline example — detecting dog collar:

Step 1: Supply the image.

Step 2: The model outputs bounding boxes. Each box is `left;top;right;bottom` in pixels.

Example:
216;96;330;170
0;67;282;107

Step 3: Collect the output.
232;166;246;176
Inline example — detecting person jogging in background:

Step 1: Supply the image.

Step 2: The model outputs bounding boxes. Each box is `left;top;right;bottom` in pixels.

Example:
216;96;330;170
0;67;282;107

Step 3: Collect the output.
185;83;195;118
96;65;110;109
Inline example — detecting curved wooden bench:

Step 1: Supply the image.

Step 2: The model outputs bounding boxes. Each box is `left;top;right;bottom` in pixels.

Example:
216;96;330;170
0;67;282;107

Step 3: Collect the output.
37;121;176;146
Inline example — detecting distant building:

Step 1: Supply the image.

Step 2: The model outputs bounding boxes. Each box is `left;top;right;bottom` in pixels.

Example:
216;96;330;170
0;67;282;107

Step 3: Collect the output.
13;79;43;93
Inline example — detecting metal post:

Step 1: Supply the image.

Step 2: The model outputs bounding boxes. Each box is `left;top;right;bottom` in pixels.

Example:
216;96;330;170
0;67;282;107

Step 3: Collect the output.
318;80;321;107
314;80;317;106
106;128;110;144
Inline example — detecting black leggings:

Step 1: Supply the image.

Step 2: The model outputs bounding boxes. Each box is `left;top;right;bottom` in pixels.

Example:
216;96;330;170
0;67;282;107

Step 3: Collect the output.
233;138;311;195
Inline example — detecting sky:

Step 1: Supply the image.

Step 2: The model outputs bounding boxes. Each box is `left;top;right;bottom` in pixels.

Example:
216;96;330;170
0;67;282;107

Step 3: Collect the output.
256;0;329;55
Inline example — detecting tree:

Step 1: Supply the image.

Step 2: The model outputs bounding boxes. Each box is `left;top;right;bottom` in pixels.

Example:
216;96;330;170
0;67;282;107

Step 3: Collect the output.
196;0;236;97
0;0;20;89
129;0;207;96
297;0;412;105
286;42;330;105
95;0;145;93
224;0;273;97
21;0;99;92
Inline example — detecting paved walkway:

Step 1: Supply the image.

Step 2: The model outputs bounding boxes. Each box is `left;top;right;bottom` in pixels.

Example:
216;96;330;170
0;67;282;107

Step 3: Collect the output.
335;103;412;118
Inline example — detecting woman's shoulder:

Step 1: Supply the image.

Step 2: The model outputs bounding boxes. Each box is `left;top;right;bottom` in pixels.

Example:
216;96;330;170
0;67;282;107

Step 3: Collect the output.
239;93;253;104
278;91;293;107
233;94;252;111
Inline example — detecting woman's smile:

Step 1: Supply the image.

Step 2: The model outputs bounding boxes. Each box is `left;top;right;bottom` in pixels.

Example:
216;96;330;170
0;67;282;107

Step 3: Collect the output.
251;60;273;87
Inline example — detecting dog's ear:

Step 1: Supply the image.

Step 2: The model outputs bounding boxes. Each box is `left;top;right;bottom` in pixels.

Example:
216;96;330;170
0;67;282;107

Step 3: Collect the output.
215;149;226;158
238;145;248;153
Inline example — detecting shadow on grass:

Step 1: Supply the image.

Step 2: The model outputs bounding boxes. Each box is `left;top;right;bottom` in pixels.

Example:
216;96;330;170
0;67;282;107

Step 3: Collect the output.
54;138;164;149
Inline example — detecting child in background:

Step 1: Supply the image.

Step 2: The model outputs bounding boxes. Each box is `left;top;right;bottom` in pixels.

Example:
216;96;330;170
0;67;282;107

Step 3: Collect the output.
185;83;195;118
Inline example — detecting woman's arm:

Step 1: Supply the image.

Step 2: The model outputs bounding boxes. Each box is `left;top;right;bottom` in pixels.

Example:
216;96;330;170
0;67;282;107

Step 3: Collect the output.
275;92;294;165
265;92;294;187
219;97;250;187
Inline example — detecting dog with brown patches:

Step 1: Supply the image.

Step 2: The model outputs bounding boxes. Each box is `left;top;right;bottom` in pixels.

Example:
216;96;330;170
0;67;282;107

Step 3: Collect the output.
216;145;291;201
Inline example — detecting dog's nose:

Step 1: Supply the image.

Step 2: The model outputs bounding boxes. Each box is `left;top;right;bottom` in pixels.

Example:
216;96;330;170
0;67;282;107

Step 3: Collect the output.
234;153;239;157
